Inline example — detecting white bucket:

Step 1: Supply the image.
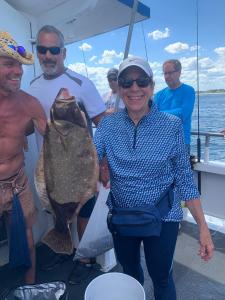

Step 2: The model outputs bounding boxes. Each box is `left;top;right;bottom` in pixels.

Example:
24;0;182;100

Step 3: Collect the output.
84;272;146;300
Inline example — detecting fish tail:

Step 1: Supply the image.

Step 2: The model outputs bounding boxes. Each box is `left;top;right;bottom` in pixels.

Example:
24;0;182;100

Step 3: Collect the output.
42;227;73;255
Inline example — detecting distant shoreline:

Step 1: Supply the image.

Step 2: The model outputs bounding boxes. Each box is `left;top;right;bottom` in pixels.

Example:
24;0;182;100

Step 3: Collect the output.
199;92;225;95
199;90;225;94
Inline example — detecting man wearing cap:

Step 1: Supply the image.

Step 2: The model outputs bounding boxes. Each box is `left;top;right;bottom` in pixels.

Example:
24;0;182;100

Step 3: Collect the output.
94;56;213;299
0;31;46;283
154;59;195;151
28;25;106;282
103;68;124;113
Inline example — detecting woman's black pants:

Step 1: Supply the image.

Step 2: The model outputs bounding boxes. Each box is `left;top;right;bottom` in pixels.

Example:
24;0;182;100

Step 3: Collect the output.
113;221;179;300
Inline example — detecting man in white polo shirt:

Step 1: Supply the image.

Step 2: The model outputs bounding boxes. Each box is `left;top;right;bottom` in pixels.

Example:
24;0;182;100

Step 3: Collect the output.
28;25;106;283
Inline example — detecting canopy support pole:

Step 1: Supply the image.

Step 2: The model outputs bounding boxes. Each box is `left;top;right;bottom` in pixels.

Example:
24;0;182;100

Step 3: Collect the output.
123;0;138;59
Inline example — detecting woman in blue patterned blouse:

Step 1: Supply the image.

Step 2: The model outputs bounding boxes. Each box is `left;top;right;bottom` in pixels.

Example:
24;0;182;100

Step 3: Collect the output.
94;56;214;300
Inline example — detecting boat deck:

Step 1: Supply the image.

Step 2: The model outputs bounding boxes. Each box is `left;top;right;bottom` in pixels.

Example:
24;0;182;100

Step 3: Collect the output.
0;221;225;299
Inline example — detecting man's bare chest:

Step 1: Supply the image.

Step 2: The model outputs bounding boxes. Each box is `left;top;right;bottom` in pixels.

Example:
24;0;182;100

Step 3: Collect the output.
0;102;30;137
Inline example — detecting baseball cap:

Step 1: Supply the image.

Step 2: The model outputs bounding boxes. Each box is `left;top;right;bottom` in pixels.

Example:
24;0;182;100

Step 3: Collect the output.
118;56;153;78
107;68;118;79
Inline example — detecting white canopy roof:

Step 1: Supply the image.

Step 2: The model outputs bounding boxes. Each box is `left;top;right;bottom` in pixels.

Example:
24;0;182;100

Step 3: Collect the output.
5;0;150;44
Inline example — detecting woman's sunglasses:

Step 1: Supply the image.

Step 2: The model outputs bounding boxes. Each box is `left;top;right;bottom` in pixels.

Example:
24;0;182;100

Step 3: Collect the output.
118;77;152;88
36;45;62;55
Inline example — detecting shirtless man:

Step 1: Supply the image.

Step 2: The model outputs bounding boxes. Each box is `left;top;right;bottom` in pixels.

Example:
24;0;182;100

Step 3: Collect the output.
0;31;46;284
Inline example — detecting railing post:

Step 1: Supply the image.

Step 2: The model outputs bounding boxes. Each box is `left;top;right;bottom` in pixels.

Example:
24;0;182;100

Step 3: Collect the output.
204;135;210;163
191;131;224;163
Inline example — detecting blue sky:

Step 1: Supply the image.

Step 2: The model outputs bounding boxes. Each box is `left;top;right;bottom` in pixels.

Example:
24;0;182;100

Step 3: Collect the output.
65;0;225;94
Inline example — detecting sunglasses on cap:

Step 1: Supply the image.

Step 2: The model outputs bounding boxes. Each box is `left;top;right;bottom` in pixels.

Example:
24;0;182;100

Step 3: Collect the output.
36;45;62;55
8;44;26;58
118;77;152;89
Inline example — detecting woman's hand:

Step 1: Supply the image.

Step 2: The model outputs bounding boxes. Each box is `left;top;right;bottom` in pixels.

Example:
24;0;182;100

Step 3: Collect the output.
198;226;214;261
185;198;214;261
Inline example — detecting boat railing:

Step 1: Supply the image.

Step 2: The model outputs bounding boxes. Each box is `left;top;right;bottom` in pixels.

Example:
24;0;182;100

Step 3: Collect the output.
191;131;224;163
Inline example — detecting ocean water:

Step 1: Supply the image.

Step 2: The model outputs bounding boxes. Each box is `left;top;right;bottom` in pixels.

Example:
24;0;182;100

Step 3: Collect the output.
191;93;225;161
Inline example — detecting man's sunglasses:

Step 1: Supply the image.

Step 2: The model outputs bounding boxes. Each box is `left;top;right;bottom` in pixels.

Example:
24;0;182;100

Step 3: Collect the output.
36;45;62;55
108;77;117;82
163;70;178;76
118;77;152;88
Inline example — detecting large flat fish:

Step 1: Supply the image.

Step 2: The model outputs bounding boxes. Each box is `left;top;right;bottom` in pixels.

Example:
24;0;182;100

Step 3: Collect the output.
35;88;99;254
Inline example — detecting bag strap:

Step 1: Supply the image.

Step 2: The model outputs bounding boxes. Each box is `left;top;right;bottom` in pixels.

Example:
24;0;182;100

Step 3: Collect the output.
109;184;174;213
109;191;117;208
156;184;174;217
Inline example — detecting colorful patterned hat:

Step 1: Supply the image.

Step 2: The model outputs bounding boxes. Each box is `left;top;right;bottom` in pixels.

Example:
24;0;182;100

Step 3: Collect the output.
0;31;34;65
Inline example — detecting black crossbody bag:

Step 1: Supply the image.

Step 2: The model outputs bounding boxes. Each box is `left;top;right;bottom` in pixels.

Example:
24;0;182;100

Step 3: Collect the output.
107;185;174;237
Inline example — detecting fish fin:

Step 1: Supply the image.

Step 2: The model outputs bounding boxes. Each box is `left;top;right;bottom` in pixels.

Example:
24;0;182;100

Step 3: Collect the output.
35;148;54;214
42;227;73;255
80;111;87;127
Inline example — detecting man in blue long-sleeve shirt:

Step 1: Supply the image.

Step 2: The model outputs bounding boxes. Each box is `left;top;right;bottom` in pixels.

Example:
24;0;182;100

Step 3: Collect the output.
154;59;195;150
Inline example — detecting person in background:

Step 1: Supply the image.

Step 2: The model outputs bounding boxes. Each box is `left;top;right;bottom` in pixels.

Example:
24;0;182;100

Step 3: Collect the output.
28;25;106;284
154;59;195;151
103;67;124;113
100;68;125;187
0;31;46;284
94;56;214;300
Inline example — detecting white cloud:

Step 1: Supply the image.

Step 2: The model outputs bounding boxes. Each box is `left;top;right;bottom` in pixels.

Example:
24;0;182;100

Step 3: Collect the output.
67;62;109;95
214;47;225;56
165;42;189;53
89;55;97;62
190;45;201;51
68;62;88;76
180;56;197;70
79;42;92;51
178;55;225;90
149;60;161;70
179;56;215;72
198;57;215;69
148;28;170;40
98;50;123;64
